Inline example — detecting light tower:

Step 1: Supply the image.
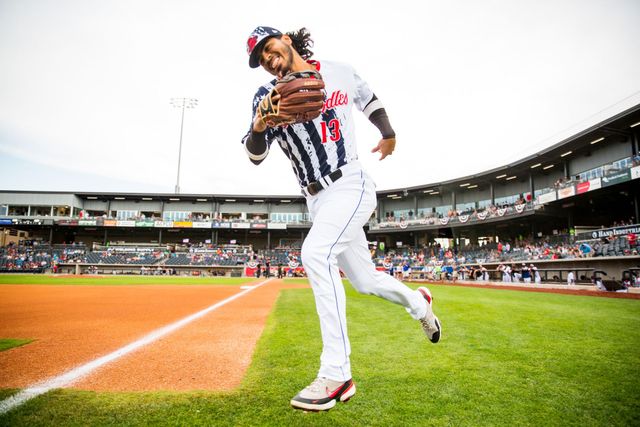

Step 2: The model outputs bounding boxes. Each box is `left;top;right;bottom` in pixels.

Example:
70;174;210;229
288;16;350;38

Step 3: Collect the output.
170;97;198;193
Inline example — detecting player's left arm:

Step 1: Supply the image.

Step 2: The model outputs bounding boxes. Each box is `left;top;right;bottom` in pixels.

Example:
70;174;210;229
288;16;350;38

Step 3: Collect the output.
364;94;396;161
352;67;396;160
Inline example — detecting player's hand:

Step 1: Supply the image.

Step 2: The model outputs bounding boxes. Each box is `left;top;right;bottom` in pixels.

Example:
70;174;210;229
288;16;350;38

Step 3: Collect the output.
371;137;396;160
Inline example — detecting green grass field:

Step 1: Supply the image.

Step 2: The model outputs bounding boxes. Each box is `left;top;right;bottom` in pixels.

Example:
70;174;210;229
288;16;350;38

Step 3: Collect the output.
0;274;258;286
0;339;34;352
1;279;639;426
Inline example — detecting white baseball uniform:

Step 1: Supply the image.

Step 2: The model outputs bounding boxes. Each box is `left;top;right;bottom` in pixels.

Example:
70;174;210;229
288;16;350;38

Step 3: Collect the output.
242;60;428;381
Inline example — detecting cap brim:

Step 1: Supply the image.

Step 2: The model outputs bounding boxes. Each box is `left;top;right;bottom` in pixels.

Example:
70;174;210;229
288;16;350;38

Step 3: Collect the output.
249;36;275;68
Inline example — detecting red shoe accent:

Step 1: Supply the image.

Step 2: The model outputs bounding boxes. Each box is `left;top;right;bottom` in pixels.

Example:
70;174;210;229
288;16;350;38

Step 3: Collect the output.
419;288;432;304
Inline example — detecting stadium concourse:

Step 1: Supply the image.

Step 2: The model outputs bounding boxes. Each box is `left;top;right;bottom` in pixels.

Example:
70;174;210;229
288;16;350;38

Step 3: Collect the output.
1;103;640;288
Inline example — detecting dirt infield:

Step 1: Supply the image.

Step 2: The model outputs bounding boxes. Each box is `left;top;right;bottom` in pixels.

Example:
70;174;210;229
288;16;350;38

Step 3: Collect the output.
0;280;305;392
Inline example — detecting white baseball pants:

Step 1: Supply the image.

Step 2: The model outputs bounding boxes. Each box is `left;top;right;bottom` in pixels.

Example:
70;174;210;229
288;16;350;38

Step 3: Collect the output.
301;161;427;382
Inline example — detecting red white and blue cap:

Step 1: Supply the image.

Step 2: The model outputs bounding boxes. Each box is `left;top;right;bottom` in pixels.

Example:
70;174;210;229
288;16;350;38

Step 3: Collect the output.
247;26;282;68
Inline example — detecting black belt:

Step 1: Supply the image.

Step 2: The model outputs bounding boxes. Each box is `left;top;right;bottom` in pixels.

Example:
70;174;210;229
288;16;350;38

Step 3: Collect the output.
302;169;343;197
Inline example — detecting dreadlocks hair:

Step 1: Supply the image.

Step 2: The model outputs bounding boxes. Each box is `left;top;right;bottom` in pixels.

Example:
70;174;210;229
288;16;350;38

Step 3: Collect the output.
286;28;314;60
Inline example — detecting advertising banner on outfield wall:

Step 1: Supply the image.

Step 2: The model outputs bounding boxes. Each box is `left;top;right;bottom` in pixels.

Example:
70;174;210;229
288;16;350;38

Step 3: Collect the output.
192;222;212;228
211;222;231;228
557;186;576;199
57;219;79;226
576;177;602;195
267;223;287;229
104;219;117;227
232;222;250;229
250;223;267;229
135;220;154;227
602;170;630;187
154;220;173;228
116;220;136;227
631;165;640;180
536;191;557;204
174;221;193;228
78;220;97;226
577;224;640;240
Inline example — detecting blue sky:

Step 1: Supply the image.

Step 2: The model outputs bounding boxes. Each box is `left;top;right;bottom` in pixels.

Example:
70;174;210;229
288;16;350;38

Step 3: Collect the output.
1;0;639;196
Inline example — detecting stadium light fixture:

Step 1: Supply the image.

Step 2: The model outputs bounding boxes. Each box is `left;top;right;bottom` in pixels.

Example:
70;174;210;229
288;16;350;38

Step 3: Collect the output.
423;189;433;193
506;175;517;181
87;196;98;200
253;199;264;203
530;163;541;169
169;198;180;201
560;150;572;157
142;197;153;201
196;198;208;202
496;174;507;179
630;121;640;128
543;164;554;170
224;199;236;202
459;183;470;187
114;197;125;200
431;191;440;195
170;97;199;194
386;194;398;198
589;137;604;145
467;185;478;189
280;199;291;203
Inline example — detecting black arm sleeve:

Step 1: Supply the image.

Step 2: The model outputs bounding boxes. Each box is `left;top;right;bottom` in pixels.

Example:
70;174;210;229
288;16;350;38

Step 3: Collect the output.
245;129;268;165
364;94;395;139
369;108;395;139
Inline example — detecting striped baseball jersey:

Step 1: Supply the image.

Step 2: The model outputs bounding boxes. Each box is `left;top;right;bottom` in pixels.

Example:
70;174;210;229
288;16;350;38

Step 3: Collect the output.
241;60;375;188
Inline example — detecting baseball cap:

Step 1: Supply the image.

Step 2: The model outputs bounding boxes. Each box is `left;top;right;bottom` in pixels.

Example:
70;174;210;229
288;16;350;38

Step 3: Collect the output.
247;26;282;68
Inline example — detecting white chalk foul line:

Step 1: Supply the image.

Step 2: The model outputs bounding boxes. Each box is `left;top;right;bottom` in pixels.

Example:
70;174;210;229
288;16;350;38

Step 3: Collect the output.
0;278;274;414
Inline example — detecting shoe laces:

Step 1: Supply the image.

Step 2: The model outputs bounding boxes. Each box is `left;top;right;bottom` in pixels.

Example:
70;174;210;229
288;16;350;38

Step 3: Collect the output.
306;377;327;393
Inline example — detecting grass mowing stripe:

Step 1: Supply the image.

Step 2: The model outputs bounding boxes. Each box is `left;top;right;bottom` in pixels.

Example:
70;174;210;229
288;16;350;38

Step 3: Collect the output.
1;282;638;426
0;275;258;286
0;339;34;352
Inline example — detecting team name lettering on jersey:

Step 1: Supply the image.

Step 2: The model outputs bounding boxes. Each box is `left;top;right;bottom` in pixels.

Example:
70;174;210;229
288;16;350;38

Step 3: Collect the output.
243;61;373;188
322;90;349;113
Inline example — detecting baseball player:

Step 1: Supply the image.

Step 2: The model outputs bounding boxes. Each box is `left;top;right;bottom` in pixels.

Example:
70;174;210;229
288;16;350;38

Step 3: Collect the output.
242;26;441;412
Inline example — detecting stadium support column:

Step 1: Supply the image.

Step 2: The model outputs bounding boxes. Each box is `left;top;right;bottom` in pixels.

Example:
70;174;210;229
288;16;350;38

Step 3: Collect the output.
529;173;534;200
414;195;418;218
451;191;456;212
490;183;495;206
49;228;53;244
104;228;108;245
158;229;162;244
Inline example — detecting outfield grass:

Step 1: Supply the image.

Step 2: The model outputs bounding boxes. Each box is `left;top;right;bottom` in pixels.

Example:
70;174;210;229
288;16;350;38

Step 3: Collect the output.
1;283;639;426
0;339;34;352
0;274;259;286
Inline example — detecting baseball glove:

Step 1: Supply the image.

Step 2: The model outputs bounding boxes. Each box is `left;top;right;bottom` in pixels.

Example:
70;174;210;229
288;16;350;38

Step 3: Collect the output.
258;70;325;127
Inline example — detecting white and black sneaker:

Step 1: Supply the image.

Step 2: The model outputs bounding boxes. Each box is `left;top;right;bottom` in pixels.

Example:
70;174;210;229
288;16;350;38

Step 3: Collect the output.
290;377;356;411
418;287;441;343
